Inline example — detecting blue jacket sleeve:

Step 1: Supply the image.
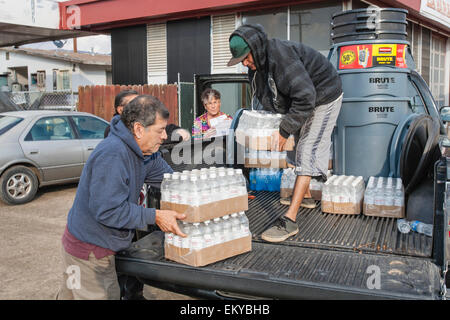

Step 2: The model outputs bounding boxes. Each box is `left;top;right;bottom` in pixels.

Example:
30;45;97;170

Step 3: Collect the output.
144;152;173;189
88;153;156;230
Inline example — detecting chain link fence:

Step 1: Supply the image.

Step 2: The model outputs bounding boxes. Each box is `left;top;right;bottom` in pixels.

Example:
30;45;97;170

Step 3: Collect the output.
2;90;78;111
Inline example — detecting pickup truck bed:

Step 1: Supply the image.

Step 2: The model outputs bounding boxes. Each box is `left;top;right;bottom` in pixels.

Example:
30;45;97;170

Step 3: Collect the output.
116;191;441;299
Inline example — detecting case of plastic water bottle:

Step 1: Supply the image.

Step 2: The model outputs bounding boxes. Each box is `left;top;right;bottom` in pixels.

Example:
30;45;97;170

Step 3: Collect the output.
164;214;252;267
321;175;365;214
162;168;252;267
280;168;332;200
160;168;248;223
363;177;405;218
235;110;295;151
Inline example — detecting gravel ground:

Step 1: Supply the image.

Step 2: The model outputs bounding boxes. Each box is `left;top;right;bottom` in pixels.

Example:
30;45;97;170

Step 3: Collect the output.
0;183;192;300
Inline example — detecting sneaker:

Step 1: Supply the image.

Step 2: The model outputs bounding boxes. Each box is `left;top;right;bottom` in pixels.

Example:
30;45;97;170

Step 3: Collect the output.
301;198;317;209
261;216;299;243
279;197;317;209
280;197;291;205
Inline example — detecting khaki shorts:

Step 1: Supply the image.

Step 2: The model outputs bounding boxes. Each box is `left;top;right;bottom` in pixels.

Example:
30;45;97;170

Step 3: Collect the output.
56;245;120;300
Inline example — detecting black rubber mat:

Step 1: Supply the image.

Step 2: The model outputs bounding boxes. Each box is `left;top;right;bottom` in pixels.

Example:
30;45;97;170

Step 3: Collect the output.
247;191;433;258
118;231;441;299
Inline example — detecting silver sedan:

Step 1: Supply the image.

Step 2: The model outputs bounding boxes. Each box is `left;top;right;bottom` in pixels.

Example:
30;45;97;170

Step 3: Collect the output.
0;110;109;205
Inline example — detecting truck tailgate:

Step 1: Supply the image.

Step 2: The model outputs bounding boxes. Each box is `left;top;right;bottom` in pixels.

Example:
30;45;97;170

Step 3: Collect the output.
116;231;441;299
116;191;440;299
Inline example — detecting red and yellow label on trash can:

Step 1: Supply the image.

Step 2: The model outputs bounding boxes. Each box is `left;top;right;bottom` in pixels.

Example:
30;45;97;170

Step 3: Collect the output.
339;44;407;69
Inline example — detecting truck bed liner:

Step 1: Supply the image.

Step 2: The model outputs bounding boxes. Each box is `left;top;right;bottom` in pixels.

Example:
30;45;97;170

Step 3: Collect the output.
116;192;439;299
248;191;432;258
117;231;441;299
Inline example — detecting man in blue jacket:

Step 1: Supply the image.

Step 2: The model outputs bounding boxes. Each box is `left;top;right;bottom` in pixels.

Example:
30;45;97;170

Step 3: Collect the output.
228;24;343;243
57;95;186;300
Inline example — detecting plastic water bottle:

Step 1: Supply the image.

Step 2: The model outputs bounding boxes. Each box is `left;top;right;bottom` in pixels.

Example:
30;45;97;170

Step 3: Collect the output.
222;215;233;242
181;222;191;249
218;170;230;200
165;232;174;246
374;177;384;206
364;177;375;206
180;174;192;205
234;169;247;196
188;175;201;206
384;177;394;206
226;169;239;198
212;217;225;245
190;223;203;251
199;173;210;205
203;220;214;247
169;173;180;204
410;220;433;237
394;178;404;207
257;169;266;191
249;169;257;190
161;173;171;202
238;211;250;237
397;219;411;234
209;172;220;199
230;213;242;239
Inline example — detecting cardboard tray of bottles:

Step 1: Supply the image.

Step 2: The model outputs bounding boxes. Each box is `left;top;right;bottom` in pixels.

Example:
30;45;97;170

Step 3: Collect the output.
321;175;365;215
161;169;251;267
165;235;252;267
161;195;248;223
362;176;405;218
244;157;288;169
236;129;295;151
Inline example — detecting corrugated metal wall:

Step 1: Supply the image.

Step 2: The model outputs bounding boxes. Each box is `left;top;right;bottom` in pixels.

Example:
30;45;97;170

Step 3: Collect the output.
77;84;178;125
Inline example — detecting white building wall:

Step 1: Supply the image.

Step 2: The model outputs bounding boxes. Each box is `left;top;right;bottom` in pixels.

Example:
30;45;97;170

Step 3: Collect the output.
0;51;108;92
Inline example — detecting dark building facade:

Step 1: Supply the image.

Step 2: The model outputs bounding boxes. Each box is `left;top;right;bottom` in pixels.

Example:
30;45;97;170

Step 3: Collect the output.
60;0;450;107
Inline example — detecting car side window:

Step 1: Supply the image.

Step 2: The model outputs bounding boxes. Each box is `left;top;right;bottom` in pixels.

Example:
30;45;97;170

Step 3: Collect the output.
25;116;74;141
72;116;108;139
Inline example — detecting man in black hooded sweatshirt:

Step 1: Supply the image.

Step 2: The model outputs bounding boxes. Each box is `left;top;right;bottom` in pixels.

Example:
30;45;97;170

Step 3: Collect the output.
228;24;343;243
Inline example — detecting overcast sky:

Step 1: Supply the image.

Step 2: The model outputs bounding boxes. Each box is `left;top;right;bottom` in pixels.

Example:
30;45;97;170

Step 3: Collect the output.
22;35;112;54
21;0;112;54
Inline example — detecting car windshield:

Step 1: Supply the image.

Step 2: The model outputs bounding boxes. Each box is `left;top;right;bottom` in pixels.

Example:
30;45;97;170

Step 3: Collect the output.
0;115;23;136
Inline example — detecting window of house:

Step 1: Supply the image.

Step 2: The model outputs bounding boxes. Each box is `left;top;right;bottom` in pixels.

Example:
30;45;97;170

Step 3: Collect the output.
5;52;9;60
60;70;71;90
53;69;58;91
290;2;342;56
242;8;288;40
430;34;446;108
37;70;46;89
421;28;431;85
240;3;341;56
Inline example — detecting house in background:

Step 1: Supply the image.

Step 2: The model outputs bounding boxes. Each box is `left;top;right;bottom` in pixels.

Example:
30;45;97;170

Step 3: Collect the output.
58;0;450;109
0;47;112;92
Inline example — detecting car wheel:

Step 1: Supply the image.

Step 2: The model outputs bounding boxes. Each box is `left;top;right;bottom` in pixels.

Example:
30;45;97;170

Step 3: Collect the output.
0;166;39;205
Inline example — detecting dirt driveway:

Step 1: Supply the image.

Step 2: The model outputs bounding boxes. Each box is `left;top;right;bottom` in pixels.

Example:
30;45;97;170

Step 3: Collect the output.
0;183;191;300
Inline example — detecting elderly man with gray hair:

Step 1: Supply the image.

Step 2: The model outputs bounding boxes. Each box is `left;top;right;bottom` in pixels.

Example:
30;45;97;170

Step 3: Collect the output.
57;95;186;300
